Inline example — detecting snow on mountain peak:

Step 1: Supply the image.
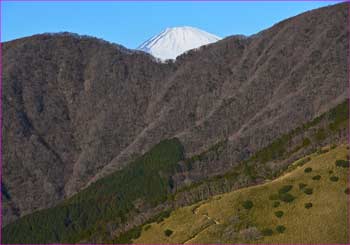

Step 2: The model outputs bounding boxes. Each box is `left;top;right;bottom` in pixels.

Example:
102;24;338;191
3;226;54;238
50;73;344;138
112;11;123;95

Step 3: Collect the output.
138;26;221;61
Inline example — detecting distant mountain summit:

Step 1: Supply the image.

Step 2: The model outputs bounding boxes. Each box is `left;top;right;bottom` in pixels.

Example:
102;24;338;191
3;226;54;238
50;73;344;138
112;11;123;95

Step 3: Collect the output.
138;26;221;60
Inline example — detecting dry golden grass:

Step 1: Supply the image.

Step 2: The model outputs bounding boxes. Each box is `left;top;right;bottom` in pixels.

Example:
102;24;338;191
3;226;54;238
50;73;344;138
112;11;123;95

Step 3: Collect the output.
134;145;349;244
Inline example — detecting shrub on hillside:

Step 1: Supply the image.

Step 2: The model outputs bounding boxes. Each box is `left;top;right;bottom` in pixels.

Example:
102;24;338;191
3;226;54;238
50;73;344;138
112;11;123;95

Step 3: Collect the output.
273;201;280;208
269;194;280;200
261;228;273;236
330;176;339;182
328;170;334;175
164;229;173;237
299;183;307;190
154;210;172;224
335;160;350;168
312;175;321;180
276;225;286;233
274;211;284;218
242;200;253;210
278;185;293;194
304;188;313;195
304;203;313;209
304;167;312;173
279;193;295;203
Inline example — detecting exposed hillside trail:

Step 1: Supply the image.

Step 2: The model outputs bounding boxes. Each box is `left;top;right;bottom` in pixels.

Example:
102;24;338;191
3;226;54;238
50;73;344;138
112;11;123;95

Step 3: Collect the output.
182;203;222;244
183;224;213;245
182;161;298;245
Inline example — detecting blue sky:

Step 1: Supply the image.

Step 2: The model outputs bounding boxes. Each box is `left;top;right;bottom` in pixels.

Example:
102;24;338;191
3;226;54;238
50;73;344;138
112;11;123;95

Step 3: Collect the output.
2;1;341;49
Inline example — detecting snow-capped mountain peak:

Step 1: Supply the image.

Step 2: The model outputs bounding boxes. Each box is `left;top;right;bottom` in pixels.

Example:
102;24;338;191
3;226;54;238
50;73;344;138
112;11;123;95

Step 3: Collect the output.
138;26;221;61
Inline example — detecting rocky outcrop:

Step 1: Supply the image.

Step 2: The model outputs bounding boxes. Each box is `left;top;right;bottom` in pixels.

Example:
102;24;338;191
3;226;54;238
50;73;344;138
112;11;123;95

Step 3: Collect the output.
2;2;348;225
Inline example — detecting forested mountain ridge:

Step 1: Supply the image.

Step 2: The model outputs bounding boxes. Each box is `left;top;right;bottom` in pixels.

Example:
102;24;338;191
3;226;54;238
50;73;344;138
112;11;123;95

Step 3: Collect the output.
2;2;348;232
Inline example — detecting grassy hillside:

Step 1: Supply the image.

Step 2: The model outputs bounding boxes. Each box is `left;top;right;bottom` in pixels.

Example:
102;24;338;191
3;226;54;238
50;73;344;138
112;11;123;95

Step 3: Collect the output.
2;138;184;243
134;145;349;244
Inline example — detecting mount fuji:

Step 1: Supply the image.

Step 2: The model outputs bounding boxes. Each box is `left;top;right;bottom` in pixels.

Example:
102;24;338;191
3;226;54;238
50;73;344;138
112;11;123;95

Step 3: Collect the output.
138;26;221;60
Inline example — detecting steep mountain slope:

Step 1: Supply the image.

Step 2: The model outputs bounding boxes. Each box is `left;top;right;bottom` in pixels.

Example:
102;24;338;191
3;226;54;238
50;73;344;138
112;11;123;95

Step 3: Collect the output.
2;2;348;228
2;100;348;243
134;145;349;244
2;139;185;243
138;26;221;60
2;34;174;225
